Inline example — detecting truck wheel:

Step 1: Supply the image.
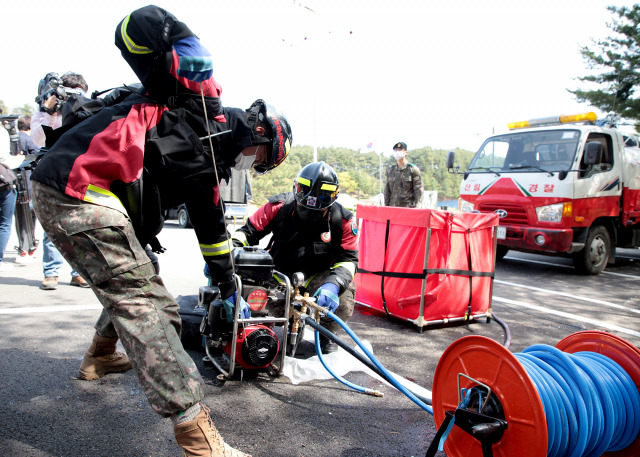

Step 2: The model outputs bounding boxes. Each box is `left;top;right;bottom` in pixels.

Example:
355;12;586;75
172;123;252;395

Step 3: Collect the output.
573;225;610;275
178;207;192;228
496;245;509;261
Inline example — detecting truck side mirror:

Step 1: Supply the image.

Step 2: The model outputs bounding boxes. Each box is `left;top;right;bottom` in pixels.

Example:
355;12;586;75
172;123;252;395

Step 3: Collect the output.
584;141;603;165
446;151;455;169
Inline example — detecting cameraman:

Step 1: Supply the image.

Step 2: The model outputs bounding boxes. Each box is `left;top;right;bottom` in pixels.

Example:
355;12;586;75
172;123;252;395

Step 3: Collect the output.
12;116;40;261
31;72;90;289
31;71;88;146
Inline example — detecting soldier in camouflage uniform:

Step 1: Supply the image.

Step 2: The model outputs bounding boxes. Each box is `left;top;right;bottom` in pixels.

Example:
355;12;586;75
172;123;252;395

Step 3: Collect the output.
384;141;424;207
31;5;293;457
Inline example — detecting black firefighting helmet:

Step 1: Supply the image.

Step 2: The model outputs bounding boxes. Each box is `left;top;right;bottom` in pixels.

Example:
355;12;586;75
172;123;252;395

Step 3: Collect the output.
246;99;292;174
293;161;340;210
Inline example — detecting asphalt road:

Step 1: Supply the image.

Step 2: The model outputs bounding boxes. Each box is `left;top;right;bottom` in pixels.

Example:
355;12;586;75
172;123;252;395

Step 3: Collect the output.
0;221;639;457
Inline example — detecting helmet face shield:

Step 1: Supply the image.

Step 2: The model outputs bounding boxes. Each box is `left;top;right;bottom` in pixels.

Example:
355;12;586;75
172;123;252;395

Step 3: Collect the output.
294;178;338;209
293;161;339;210
247;99;292;174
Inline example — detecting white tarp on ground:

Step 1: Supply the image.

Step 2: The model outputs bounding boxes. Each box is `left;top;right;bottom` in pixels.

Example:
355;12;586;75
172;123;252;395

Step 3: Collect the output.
282;329;433;401
283;331;376;385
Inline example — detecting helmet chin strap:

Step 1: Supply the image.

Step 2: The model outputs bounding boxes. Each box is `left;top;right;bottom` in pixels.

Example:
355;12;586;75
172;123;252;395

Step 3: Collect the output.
199;83;236;274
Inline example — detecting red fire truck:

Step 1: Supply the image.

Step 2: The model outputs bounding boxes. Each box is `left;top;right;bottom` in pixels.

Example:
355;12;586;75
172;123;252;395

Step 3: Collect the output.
447;112;640;274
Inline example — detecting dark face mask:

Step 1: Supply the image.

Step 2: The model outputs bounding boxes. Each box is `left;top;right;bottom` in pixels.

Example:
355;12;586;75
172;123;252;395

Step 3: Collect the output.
296;206;327;223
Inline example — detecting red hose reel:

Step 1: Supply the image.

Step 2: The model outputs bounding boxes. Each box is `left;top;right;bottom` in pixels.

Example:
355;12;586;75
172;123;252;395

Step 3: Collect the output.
432;331;640;457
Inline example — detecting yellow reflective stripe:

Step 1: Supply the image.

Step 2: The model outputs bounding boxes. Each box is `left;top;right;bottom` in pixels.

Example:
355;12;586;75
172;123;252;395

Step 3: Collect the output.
332;261;356;276
273;273;284;284
200;239;233;257
320;183;337;191
120;15;153;54
84;185;127;214
297;177;311;187
304;273;317;289
232;231;249;246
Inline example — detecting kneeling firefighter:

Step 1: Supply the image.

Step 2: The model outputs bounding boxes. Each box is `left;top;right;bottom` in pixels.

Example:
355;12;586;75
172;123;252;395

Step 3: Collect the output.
228;161;358;354
31;5;292;457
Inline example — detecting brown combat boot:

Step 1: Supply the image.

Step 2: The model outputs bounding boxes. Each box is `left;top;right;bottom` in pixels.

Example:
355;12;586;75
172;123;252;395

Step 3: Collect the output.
174;404;251;457
78;333;132;380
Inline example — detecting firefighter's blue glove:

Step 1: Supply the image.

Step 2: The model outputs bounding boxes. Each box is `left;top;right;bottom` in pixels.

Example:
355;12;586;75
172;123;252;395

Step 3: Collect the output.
203;263;211;280
173;37;213;82
314;283;340;313
223;291;251;323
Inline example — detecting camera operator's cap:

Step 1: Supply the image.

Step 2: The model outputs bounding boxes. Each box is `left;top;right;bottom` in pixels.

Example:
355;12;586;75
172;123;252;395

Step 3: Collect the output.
393;141;407;151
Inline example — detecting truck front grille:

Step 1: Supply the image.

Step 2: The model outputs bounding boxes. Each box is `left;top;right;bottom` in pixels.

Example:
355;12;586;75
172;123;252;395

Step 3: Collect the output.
476;203;528;225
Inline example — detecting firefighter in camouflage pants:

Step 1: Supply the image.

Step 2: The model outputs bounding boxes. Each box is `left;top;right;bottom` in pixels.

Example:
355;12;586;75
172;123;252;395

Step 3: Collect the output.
31;5;292;457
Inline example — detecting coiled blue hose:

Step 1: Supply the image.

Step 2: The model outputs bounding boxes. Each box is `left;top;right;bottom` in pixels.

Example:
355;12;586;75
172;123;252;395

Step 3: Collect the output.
515;345;640;457
312;309;639;455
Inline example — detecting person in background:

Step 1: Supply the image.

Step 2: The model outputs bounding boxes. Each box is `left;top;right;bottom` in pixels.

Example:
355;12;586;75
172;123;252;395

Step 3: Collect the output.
384;141;423;208
31;72;90;289
31;5;291;457
17;116;40;156
0;108;21;272
13;116;40;262
230;161;358;354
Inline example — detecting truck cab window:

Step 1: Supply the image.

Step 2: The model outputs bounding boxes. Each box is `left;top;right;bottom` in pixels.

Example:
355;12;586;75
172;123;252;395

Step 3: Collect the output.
579;133;613;178
469;140;508;170
624;134;638;147
498;130;578;172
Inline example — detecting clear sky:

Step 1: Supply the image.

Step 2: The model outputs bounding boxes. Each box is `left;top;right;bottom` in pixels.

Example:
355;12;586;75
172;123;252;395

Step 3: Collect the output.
1;0;635;154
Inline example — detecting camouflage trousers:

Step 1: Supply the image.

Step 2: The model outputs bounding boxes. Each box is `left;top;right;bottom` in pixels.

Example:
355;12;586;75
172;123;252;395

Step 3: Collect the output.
32;181;203;417
303;270;355;335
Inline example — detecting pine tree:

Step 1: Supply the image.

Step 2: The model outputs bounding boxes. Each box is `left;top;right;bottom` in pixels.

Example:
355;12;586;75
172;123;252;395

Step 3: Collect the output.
570;5;640;126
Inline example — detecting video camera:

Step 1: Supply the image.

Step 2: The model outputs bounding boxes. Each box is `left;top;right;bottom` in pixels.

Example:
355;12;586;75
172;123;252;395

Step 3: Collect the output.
0;114;20;156
0;114;19;124
1;114;44;168
35;72;84;114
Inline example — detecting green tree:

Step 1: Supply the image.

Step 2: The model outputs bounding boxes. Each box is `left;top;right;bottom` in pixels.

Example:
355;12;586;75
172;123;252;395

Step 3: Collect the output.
570;5;640;124
15;104;35;116
0;100;36;116
249;144;476;205
337;171;358;195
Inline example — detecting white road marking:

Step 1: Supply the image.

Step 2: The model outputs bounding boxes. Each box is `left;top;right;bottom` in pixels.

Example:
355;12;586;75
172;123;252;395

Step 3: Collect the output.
493;296;640;338
504;256;640;279
495;279;640;315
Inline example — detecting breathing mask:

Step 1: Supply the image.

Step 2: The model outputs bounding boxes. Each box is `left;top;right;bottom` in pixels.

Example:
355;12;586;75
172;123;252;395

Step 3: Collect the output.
234;149;257;171
394;150;407;161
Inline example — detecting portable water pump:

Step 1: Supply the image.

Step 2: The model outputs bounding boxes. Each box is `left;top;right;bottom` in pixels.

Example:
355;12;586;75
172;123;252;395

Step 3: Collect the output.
196;247;293;378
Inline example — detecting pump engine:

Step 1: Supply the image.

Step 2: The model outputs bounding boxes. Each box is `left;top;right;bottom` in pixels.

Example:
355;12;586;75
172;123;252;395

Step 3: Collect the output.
195;247;294;377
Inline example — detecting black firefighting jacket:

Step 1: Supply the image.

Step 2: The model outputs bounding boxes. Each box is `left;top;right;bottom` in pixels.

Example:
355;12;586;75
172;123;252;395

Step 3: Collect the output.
232;193;359;294
31;5;253;295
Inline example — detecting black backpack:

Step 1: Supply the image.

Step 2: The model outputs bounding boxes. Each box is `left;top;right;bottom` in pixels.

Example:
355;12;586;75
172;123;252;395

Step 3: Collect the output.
42;84;145;149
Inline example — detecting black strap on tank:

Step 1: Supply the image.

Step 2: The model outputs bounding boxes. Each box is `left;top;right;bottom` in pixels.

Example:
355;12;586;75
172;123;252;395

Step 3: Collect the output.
379;219;391;315
356;223;494;315
464;228;473;322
